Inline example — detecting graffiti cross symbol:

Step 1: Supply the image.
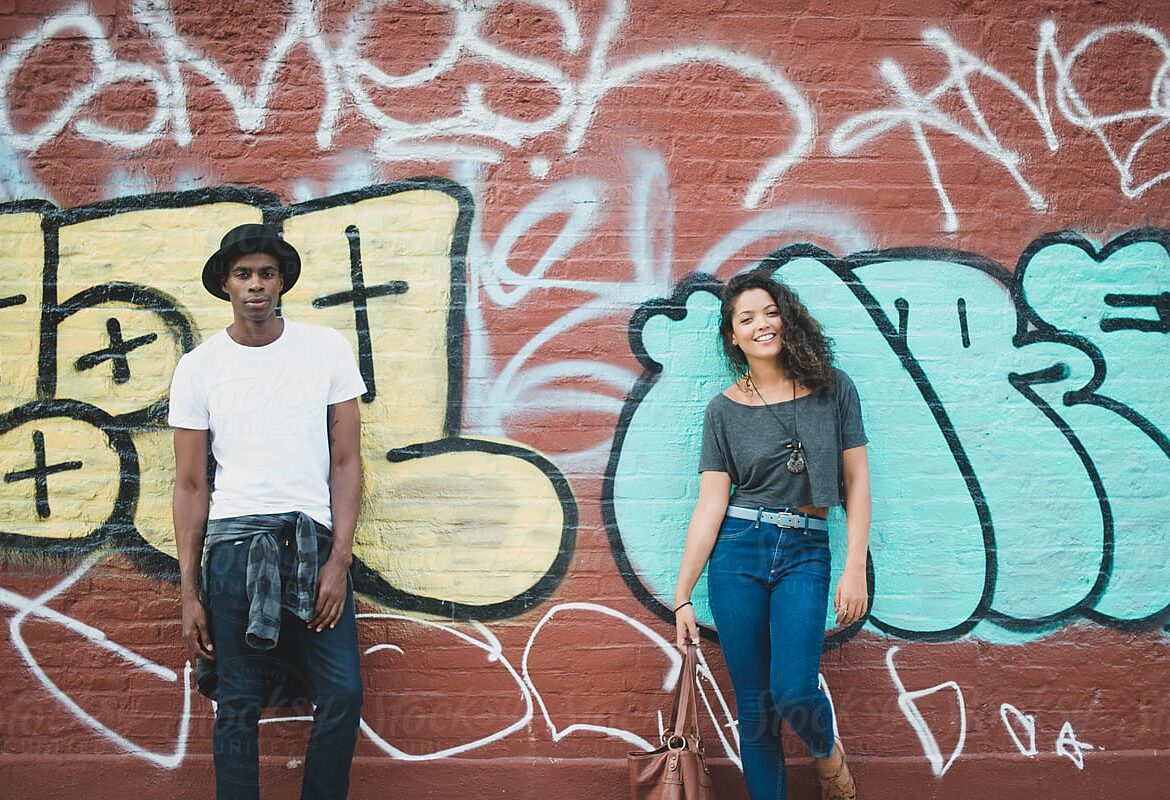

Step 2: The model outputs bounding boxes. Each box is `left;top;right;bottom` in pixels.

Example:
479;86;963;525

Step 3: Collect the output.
4;430;83;518
312;224;409;403
0;293;27;309
1101;292;1170;333
75;317;159;384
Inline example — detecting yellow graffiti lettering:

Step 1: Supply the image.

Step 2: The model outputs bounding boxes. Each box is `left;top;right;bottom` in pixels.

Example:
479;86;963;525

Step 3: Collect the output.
0;211;44;407
0;183;575;619
361;443;568;607
0;414;122;539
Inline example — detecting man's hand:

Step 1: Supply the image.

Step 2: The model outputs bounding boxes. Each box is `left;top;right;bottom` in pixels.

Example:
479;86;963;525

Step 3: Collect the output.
309;557;349;632
181;594;215;660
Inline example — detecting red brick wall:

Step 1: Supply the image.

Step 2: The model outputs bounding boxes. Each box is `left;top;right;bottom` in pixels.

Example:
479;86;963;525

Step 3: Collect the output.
2;1;1170;797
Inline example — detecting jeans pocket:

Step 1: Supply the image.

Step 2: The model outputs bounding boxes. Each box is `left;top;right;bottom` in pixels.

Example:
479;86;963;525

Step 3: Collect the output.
717;517;758;540
794;528;830;546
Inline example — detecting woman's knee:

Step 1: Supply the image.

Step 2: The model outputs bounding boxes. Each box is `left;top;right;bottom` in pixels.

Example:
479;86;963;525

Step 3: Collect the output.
771;681;820;721
734;689;779;739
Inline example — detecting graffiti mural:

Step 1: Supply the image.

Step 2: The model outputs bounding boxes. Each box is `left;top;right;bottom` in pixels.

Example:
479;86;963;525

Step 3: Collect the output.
3;2;1166;238
831;22;1170;232
606;230;1170;643
0;182;577;618
4;0;1170;797
0;0;813;210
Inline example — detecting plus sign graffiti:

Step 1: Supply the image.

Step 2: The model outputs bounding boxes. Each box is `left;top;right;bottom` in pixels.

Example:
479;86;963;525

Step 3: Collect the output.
0;181;577;619
74;318;158;385
311;224;410;403
0;400;136;548
4;430;83;518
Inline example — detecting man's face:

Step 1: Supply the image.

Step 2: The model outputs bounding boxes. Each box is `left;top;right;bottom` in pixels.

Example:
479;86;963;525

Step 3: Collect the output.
222;252;283;323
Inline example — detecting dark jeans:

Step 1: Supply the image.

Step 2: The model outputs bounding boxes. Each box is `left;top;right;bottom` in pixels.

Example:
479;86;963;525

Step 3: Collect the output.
708;511;835;800
206;530;363;800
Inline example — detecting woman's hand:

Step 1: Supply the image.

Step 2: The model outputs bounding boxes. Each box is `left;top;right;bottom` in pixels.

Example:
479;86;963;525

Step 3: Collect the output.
834;566;869;626
675;603;700;649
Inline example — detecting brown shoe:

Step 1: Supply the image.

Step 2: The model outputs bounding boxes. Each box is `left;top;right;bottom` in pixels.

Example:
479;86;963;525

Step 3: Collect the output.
815;737;856;800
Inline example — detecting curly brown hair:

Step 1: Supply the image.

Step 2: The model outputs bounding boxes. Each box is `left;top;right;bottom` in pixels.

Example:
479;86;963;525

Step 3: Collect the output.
718;268;837;394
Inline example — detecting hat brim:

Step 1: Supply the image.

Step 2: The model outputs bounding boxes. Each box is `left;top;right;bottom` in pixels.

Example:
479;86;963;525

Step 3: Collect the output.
202;236;301;301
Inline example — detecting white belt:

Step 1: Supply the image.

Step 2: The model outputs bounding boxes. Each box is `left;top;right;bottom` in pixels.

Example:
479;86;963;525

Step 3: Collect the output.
726;505;829;532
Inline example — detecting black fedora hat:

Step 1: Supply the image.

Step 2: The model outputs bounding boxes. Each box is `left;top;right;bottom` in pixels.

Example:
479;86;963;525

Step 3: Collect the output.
202;223;301;300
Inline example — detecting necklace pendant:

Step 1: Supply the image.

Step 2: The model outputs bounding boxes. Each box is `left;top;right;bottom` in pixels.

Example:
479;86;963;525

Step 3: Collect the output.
786;440;806;474
750;373;806;473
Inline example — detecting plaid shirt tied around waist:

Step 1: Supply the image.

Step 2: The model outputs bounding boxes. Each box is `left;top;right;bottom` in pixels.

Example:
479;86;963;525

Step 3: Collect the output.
202;511;322;650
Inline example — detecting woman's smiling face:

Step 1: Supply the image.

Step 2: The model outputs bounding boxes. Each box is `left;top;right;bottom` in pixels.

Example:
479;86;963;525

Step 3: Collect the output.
729;287;783;362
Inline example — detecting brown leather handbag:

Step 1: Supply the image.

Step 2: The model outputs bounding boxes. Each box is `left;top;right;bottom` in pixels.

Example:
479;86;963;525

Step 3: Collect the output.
627;643;716;800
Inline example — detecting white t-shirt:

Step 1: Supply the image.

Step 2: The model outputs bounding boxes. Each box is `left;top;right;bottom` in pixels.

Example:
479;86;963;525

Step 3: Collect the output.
168;319;367;527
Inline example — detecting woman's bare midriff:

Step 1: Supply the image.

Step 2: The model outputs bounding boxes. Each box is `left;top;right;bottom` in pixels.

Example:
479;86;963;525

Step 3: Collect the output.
799;504;829;519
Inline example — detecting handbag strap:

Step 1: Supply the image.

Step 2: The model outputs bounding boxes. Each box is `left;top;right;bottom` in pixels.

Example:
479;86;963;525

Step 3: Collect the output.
666;643;702;743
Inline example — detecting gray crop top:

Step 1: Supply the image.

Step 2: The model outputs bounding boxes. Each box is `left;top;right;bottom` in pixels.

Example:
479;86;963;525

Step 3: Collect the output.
699;368;867;509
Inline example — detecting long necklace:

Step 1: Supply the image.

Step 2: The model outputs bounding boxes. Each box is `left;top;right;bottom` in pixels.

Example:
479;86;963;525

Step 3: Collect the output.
748;373;807;474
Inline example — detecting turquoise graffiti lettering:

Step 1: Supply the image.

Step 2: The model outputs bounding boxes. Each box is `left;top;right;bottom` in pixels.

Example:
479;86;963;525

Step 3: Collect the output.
605;231;1170;644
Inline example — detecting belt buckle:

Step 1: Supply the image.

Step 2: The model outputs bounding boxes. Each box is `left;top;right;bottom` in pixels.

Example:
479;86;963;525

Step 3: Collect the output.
775;511;798;528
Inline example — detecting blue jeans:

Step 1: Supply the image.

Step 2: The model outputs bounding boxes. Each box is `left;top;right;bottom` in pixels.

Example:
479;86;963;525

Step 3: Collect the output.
707;510;835;800
206;527;363;800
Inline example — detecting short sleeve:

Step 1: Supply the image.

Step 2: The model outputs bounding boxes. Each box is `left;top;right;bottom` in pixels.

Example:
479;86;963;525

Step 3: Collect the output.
326;329;368;405
698;399;729;473
168;353;209;430
836;370;868;449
